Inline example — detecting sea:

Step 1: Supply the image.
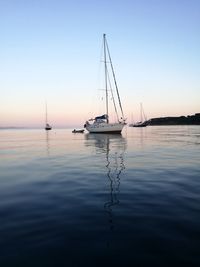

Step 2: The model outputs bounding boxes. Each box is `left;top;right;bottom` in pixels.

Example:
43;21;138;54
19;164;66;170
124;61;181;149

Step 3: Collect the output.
0;126;199;266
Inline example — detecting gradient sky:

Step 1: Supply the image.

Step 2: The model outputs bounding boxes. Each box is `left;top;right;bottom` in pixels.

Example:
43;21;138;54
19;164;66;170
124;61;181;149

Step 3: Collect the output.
1;0;200;127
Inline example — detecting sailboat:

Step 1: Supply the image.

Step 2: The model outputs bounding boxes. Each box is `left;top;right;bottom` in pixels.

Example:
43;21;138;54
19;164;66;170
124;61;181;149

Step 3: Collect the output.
131;103;148;127
84;34;126;134
45;102;52;131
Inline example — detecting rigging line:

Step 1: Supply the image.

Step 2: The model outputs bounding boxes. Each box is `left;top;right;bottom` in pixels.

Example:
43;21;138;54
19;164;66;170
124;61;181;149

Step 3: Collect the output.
105;37;125;120
97;38;105;91
107;70;120;121
141;103;147;121
143;106;147;121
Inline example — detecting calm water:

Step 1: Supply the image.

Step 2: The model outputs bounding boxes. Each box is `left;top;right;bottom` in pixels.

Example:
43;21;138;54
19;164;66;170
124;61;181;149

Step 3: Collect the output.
0;126;200;266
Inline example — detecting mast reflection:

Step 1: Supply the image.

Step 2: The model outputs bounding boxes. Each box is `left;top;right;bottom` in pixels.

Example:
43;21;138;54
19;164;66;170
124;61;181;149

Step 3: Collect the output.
84;133;126;231
45;131;50;156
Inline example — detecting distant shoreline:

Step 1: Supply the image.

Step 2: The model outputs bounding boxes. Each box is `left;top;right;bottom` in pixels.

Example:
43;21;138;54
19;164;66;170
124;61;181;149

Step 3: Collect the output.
0;127;26;130
1;113;200;129
148;113;200;126
0;127;75;130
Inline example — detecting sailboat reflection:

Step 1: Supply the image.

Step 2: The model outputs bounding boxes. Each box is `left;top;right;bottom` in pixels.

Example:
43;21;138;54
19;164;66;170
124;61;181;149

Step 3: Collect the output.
85;134;126;231
45;131;50;156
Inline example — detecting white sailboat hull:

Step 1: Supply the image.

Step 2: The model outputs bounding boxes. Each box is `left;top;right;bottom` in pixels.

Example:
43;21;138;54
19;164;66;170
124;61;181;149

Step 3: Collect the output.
85;122;125;133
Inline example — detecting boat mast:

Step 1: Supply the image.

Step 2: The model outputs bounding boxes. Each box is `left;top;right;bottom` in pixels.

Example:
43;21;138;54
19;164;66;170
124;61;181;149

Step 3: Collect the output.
140;103;142;122
103;34;109;123
45;101;48;125
142;103;147;121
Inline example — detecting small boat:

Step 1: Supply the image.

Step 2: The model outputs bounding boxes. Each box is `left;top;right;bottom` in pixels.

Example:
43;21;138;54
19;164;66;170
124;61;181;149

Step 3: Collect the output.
132;121;148;127
45;102;52;131
72;129;84;133
130;103;148;128
45;123;52;131
84;34;126;134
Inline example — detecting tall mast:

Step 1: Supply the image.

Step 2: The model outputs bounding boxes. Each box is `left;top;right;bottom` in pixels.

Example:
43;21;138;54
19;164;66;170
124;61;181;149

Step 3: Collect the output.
103;34;109;123
140;103;142;122
142;103;147;121
45;101;48;125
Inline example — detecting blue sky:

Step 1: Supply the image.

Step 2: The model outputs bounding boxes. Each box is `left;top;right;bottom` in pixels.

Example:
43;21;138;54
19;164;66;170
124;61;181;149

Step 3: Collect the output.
0;0;200;127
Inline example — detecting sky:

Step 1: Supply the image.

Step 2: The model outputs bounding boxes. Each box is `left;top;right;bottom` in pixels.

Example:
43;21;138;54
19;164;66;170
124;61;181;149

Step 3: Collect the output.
0;0;200;127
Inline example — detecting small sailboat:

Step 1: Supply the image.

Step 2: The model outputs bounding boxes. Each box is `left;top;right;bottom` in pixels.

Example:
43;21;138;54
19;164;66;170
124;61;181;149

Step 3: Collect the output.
45;102;52;131
84;34;126;134
45;123;52;131
131;103;148;127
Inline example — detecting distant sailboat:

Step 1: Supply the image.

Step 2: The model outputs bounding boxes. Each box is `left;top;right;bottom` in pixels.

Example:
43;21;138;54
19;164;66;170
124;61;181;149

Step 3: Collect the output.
131;103;148;127
45;102;52;131
84;34;126;133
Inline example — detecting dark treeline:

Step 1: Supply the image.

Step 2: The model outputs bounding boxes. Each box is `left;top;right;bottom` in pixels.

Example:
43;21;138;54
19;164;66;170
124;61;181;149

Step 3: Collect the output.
148;113;200;125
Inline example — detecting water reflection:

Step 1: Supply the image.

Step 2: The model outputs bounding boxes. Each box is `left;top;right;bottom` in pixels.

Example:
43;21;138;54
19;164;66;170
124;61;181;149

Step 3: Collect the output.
138;127;147;148
84;133;127;154
45;131;50;156
85;134;126;231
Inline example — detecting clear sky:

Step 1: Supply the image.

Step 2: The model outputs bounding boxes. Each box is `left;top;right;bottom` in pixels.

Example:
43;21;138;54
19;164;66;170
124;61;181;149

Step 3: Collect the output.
1;0;200;127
